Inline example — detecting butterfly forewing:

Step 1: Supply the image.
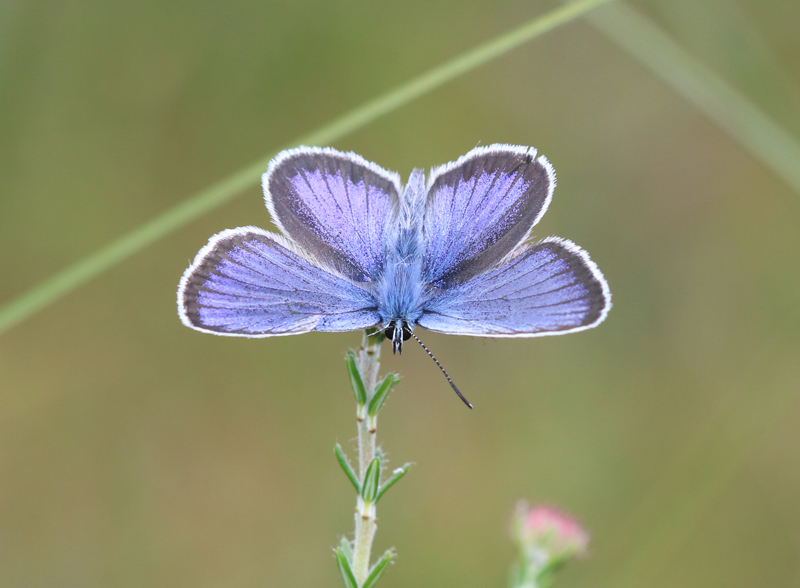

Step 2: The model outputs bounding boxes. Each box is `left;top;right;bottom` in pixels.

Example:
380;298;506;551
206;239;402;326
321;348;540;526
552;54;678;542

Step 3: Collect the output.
423;144;554;289
178;144;611;343
418;238;610;336
178;228;380;337
264;147;401;283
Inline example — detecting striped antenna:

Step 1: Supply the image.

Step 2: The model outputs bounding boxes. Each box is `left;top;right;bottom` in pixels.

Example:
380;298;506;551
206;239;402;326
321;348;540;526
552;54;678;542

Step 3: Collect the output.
410;333;473;409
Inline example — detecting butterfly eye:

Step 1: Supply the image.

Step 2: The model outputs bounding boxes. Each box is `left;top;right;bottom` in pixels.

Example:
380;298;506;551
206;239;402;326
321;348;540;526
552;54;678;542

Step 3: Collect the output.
383;324;396;339
402;325;412;341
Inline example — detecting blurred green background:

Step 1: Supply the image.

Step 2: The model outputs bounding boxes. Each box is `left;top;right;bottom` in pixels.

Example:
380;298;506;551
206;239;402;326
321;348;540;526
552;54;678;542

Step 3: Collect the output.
2;1;799;587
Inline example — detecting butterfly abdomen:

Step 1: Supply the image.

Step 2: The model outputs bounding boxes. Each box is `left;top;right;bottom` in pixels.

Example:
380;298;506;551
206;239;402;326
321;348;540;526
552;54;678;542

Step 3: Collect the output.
377;243;425;324
372;167;428;330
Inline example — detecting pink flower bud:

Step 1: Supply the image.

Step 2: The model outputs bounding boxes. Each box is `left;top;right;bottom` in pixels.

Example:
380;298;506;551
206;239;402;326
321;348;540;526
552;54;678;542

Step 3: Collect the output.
513;502;589;561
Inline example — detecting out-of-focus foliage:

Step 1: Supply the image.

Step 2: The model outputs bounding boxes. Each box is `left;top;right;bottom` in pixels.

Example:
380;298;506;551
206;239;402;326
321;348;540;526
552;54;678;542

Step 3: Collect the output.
1;1;799;587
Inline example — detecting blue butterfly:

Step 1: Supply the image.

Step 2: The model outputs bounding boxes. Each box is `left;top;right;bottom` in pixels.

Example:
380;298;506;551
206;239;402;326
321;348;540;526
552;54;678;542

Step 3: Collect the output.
178;145;611;404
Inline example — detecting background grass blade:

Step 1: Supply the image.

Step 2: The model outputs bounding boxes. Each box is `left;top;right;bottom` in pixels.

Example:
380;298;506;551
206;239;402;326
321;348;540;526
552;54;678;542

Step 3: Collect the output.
0;0;614;337
586;1;800;197
576;4;800;586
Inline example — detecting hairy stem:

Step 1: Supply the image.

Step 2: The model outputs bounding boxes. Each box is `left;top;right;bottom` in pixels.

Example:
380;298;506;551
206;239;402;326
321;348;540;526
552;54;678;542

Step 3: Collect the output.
353;332;381;585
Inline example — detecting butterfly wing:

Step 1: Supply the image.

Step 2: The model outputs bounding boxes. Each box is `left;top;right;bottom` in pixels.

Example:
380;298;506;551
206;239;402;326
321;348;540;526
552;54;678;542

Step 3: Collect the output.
423;144;554;289
264;146;401;283
418;238;610;336
178;228;380;337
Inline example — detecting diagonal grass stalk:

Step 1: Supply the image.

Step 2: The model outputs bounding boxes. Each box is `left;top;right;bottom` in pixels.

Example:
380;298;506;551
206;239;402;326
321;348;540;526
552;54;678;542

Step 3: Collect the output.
586;1;800;197
0;0;614;337
577;5;800;585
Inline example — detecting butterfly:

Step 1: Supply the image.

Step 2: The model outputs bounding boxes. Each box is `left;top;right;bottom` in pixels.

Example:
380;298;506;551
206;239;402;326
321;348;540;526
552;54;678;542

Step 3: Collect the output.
178;145;611;405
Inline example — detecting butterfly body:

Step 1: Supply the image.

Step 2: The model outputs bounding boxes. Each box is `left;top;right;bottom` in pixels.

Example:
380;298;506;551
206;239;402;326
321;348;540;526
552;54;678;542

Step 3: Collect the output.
178;145;610;352
375;168;427;352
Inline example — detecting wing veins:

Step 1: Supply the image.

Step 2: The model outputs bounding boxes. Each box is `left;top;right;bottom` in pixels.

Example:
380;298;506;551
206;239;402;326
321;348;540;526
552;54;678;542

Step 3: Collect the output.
465;268;575;301
477;253;560;283
471;163;516;249
293;167;338;244
227;246;326;291
209;253;344;296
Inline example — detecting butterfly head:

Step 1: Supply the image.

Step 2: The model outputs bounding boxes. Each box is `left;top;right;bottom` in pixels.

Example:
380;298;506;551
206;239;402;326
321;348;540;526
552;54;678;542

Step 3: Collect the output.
384;321;413;354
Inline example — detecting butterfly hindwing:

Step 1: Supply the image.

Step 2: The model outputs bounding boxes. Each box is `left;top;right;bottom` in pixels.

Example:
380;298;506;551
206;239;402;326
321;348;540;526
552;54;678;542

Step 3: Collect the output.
418;238;610;336
178;228;380;337
423;144;554;289
264;146;401;283
179;145;611;344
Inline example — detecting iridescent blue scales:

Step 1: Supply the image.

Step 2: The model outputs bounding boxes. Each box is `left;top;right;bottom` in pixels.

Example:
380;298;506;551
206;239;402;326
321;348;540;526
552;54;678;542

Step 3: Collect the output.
178;145;611;351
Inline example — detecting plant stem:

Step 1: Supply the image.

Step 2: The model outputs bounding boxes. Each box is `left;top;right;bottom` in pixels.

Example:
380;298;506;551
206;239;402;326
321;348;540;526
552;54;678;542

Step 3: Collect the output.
352;332;382;585
355;334;380;478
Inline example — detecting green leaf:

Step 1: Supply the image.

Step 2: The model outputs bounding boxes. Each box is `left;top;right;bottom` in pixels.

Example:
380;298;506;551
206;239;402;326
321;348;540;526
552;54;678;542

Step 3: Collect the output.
334;443;360;491
365;328;386;343
346;351;367;406
376;463;411;502
362;548;396;588
335;546;359;588
361;457;381;503
368;374;400;416
337;537;353;563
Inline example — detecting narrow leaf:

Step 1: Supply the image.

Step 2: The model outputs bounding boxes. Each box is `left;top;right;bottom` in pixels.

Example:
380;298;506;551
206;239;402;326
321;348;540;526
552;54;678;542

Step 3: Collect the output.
362;548;396;588
376;463;412;502
334;443;360;491
361;457;381;503
365;327;387;344
368;374;400;416
335;546;359;588
338;537;354;563
346;351;367;406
